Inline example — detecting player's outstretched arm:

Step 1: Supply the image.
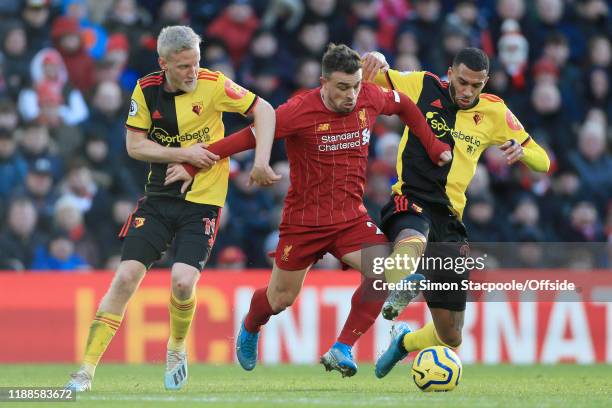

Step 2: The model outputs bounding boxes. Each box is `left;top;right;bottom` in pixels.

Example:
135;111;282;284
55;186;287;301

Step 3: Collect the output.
392;92;452;166
125;128;219;167
500;137;550;172
249;98;281;186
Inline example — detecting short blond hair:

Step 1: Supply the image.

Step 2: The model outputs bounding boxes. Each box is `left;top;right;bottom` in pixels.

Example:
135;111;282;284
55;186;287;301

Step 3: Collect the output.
157;25;201;59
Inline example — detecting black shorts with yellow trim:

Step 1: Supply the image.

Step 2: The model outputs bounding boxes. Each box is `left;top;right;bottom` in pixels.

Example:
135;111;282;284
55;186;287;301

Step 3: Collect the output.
119;196;221;271
380;194;469;312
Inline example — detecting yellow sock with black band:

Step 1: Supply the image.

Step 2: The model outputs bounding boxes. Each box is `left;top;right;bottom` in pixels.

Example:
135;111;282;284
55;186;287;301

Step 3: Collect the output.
82;311;124;377
384;235;426;284
168;292;197;352
402;321;452;352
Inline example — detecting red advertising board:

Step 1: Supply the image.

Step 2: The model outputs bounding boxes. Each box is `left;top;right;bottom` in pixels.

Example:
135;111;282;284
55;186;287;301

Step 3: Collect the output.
0;271;610;364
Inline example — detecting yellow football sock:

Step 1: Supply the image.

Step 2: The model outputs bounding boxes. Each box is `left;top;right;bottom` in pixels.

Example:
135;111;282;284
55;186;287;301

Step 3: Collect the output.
402;321;451;352
82;311;123;377
384;235;426;283
167;292;196;352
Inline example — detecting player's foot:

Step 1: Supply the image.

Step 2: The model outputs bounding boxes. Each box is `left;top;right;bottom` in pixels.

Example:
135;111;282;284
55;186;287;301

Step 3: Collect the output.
65;369;92;392
320;342;358;378
381;273;425;320
164;350;188;390
236;320;259;371
375;323;411;379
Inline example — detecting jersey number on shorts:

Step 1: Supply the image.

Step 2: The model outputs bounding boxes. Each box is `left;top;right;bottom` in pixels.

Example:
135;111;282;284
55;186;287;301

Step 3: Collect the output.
203;218;216;235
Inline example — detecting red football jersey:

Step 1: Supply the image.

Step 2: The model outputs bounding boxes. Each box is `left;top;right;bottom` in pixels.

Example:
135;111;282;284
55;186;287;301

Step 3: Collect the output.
276;82;403;226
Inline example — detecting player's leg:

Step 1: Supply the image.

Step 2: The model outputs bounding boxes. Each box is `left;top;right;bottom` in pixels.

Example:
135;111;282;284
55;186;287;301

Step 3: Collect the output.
320;217;389;377
164;203;219;389
376;217;468;378
379;196;432;320
66;197;171;391
236;261;310;370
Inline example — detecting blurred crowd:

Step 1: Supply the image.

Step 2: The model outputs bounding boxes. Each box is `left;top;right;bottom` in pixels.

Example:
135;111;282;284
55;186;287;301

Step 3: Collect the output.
0;0;610;272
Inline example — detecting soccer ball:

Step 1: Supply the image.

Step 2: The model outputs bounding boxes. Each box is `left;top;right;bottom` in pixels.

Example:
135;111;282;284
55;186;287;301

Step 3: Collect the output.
411;346;462;392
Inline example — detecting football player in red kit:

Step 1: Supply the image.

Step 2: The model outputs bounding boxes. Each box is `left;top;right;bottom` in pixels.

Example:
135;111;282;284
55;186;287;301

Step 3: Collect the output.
168;44;451;377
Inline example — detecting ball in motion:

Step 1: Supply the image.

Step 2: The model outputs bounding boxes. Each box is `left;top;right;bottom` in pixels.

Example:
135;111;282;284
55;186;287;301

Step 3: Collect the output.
411;346;462;392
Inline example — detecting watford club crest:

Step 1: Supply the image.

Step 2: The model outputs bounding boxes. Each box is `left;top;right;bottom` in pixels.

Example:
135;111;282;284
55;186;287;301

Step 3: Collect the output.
473;112;483;125
281;245;293;262
192;101;203;116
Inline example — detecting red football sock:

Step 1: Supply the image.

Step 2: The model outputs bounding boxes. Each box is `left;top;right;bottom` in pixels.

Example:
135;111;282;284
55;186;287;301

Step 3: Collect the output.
337;279;386;346
244;287;276;333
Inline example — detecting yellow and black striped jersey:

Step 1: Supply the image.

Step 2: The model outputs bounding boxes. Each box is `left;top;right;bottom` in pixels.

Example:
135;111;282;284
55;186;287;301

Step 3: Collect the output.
374;69;549;219
126;68;258;206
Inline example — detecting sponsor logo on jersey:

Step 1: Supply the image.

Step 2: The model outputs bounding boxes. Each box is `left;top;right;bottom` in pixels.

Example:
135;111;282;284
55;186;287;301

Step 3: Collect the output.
151;127;211;145
425;111;481;147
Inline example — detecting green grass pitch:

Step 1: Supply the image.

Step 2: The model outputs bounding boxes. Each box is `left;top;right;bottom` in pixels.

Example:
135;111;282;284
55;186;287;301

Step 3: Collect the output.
1;363;610;407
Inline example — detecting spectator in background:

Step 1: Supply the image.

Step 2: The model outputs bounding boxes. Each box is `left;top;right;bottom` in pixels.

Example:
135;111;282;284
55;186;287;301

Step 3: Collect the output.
81;80;125;155
31;230;89;271
17;121;63;181
58;160;112;230
1;20;32;99
575;0;610;40
291;57;320;95
509;195;547;242
303;0;351;45
569;120;612;211
0;197;44;270
497;19;529;90
463;194;510;242
292;20;329;60
52;197;100;268
558;201;606;242
584;67;611;118
0;128;28;200
0;98;20;131
402;0;444;72
82;131;139;198
489;0;528;47
208;0;260;66
226;166;277;267
18;48;88;128
445;0;494;54
13;158;59;233
261;0;304;33
588;35;611;69
239;30;294;90
539;171;585;236
96;33;138;92
63;0;109;60
217;246;247;270
529;0;586;61
21;0;52;53
393;53;422;72
51;16;96;92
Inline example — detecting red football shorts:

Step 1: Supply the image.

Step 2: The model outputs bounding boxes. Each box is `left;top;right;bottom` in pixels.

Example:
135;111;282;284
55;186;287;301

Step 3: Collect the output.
274;214;389;271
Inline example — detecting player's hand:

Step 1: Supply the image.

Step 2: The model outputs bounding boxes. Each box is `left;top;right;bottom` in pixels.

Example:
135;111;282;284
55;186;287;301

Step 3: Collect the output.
182;143;220;168
248;163;282;187
164;163;194;193
500;139;524;165
361;52;389;82
437;150;453;166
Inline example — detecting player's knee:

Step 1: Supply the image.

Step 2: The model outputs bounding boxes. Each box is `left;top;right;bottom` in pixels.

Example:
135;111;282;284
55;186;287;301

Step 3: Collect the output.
113;264;145;295
268;290;298;311
172;277;196;299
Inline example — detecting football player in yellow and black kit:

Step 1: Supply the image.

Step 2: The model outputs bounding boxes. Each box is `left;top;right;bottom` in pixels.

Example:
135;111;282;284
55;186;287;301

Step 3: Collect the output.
360;48;550;378
66;26;279;391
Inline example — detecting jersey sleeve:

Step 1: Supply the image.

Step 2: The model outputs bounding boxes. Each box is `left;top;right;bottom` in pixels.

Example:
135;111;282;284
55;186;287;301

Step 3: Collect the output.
126;82;151;132
365;82;403;115
373;69;426;101
212;72;258;115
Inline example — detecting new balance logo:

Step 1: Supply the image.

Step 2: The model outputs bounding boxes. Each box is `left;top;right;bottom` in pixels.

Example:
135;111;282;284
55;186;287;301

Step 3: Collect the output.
152;110;163;119
430;99;442;109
